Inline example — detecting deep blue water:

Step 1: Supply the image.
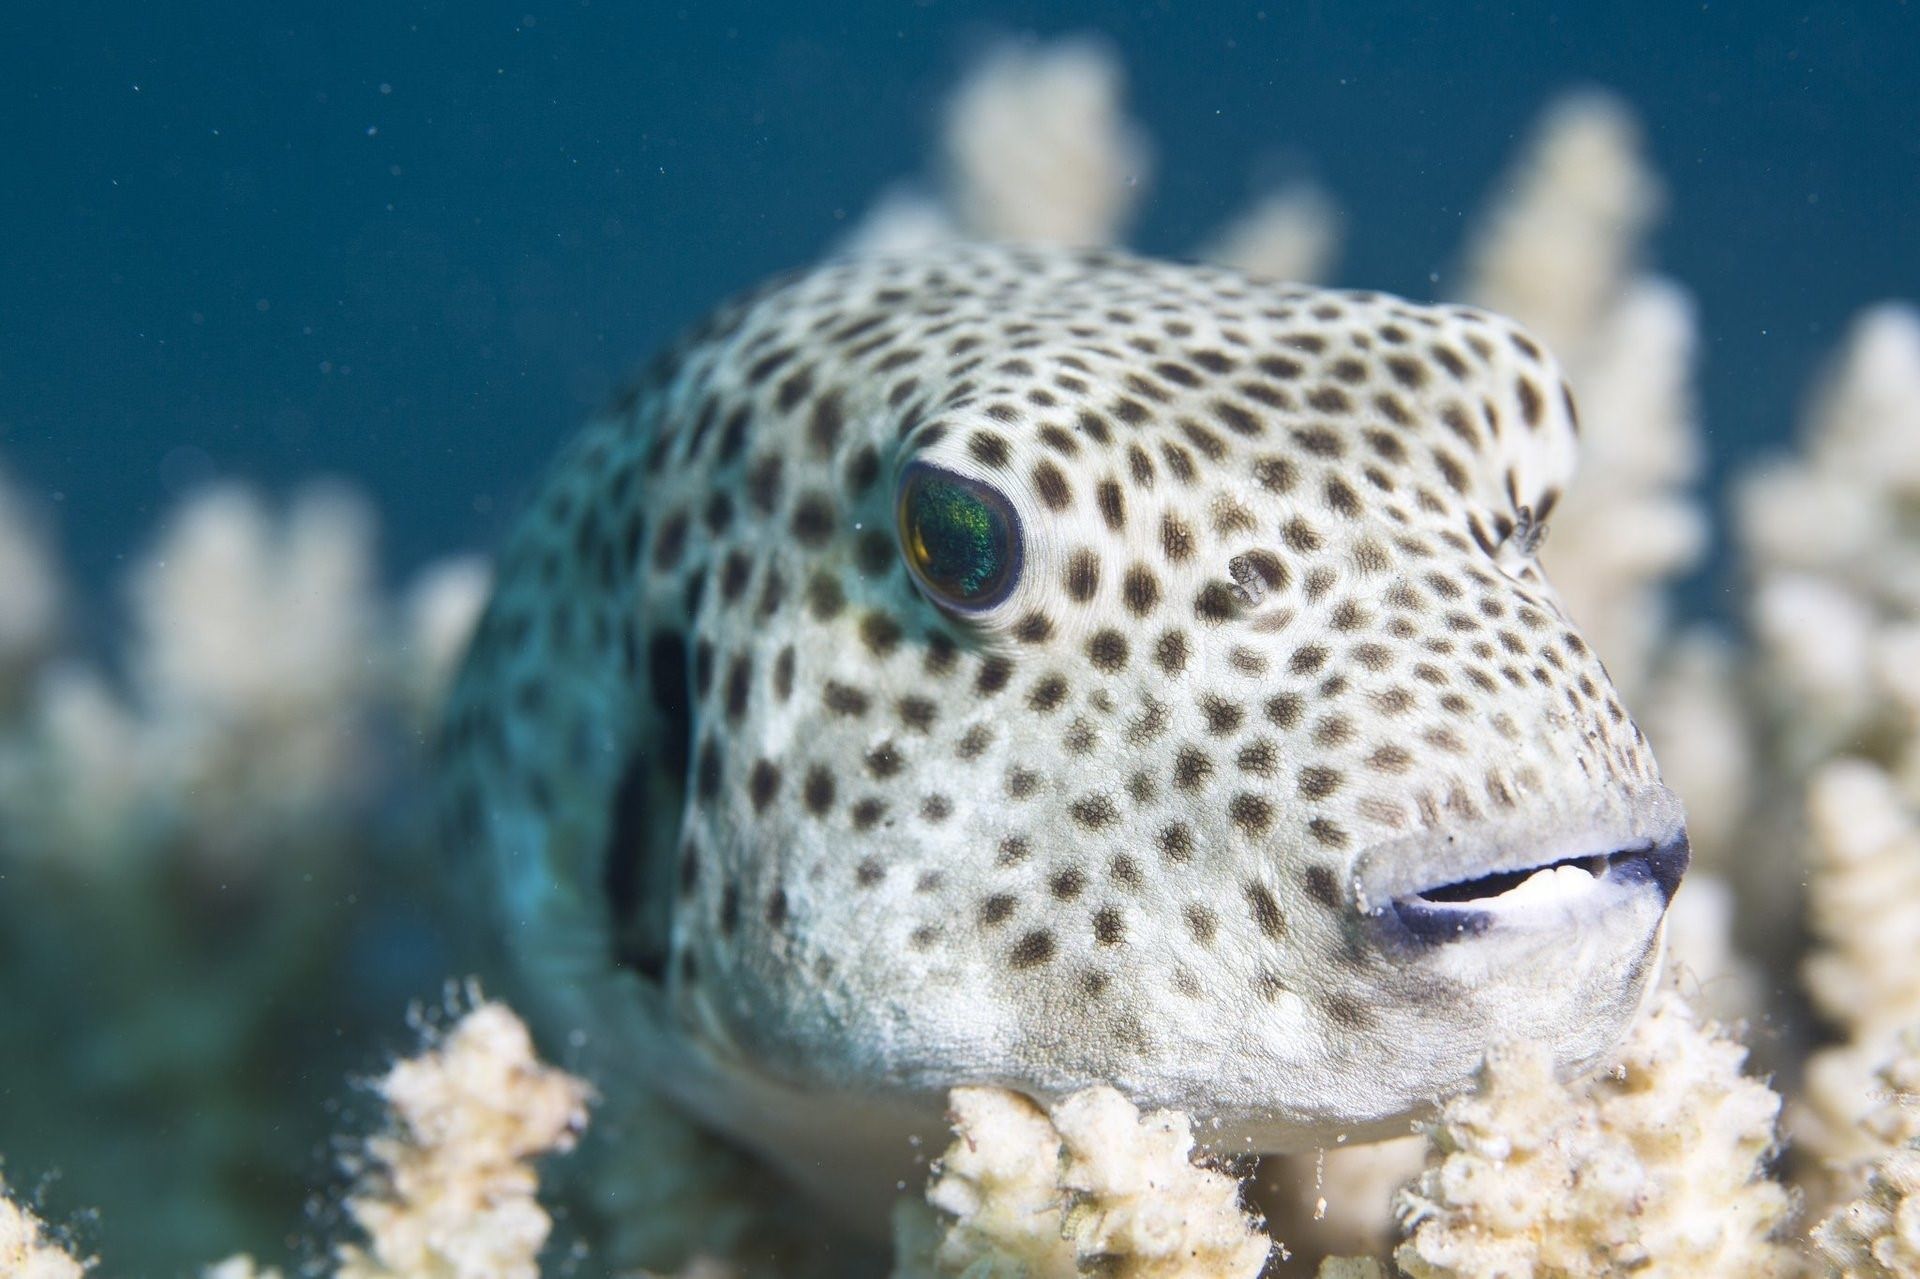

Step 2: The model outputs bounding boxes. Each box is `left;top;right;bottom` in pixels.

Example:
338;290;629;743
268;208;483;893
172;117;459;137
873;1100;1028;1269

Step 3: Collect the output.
3;1;1917;611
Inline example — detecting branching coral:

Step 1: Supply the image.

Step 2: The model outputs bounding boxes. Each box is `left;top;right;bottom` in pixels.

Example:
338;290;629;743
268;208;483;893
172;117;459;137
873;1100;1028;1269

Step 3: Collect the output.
904;1084;1270;1279
1533;278;1707;703
850;35;1343;288
1727;311;1920;1178
1391;987;1795;1279
395;554;492;725
333;999;594;1279
1815;1149;1920;1279
0;483;471;860
912;1088;1075;1276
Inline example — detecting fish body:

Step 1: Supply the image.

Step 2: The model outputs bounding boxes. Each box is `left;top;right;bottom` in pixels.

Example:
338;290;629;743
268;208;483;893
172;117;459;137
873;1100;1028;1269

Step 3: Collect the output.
440;245;1685;1221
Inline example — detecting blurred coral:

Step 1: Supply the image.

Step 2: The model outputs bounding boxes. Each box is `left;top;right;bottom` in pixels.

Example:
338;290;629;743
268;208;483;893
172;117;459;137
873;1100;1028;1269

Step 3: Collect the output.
940;38;1148;247
1797;761;1920;1181
1460;96;1703;707
1814;1148;1920;1279
1199;182;1343;285
1460;92;1662;358
202;1256;285;1279
1812;1030;1920;1277
0;466;61;702
0;481;487;1271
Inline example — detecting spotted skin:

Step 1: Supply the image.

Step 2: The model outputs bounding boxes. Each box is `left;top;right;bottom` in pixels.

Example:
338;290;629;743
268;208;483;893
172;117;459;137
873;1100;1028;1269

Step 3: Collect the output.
440;245;1685;1222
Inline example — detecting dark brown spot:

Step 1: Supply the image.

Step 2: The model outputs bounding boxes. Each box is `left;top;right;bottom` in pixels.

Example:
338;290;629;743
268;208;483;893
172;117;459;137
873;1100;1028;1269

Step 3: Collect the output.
1088;629;1129;672
802;765;836;815
1172;747;1213;791
1245;882;1286;939
1230;793;1276;837
1123;566;1161;616
748;760;780;812
1010;930;1056;969
981;894;1017;925
1299;765;1343;799
1032;460;1072;510
1069;794;1120;828
1065;549;1100;602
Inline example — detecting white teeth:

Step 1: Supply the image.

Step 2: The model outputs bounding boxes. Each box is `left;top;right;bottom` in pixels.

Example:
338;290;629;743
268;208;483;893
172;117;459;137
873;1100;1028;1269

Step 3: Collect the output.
1480;862;1599;908
1413;861;1603;911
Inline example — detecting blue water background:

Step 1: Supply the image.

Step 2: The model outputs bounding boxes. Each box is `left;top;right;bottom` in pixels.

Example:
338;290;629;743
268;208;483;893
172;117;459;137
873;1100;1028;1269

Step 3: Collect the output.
3;1;1917;613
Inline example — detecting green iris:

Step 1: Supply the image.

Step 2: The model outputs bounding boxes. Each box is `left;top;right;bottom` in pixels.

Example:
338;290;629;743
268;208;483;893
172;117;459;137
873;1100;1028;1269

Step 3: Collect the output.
897;463;1020;609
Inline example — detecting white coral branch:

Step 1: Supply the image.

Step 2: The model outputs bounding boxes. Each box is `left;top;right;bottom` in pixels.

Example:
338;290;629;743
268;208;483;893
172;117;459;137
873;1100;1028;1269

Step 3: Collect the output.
1393;986;1794;1278
395;555;491;720
1538;277;1706;701
333;1000;593;1279
909;1084;1269;1279
1798;763;1920;1173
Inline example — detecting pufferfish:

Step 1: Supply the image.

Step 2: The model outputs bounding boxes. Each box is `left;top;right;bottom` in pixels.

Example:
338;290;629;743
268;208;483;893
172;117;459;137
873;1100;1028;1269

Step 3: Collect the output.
438;243;1687;1225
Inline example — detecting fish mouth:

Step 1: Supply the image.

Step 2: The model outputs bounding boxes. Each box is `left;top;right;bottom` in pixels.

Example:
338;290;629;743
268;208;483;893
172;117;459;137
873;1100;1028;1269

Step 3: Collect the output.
1381;837;1689;944
1348;787;1691;951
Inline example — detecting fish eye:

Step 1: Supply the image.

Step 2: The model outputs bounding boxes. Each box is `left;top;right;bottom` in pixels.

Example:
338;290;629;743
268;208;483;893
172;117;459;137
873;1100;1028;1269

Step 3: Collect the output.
896;462;1022;612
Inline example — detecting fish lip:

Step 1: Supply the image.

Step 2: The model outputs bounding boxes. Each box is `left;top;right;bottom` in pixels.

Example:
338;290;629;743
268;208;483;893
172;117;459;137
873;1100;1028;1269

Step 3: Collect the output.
1348;785;1688;946
1376;837;1690;946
